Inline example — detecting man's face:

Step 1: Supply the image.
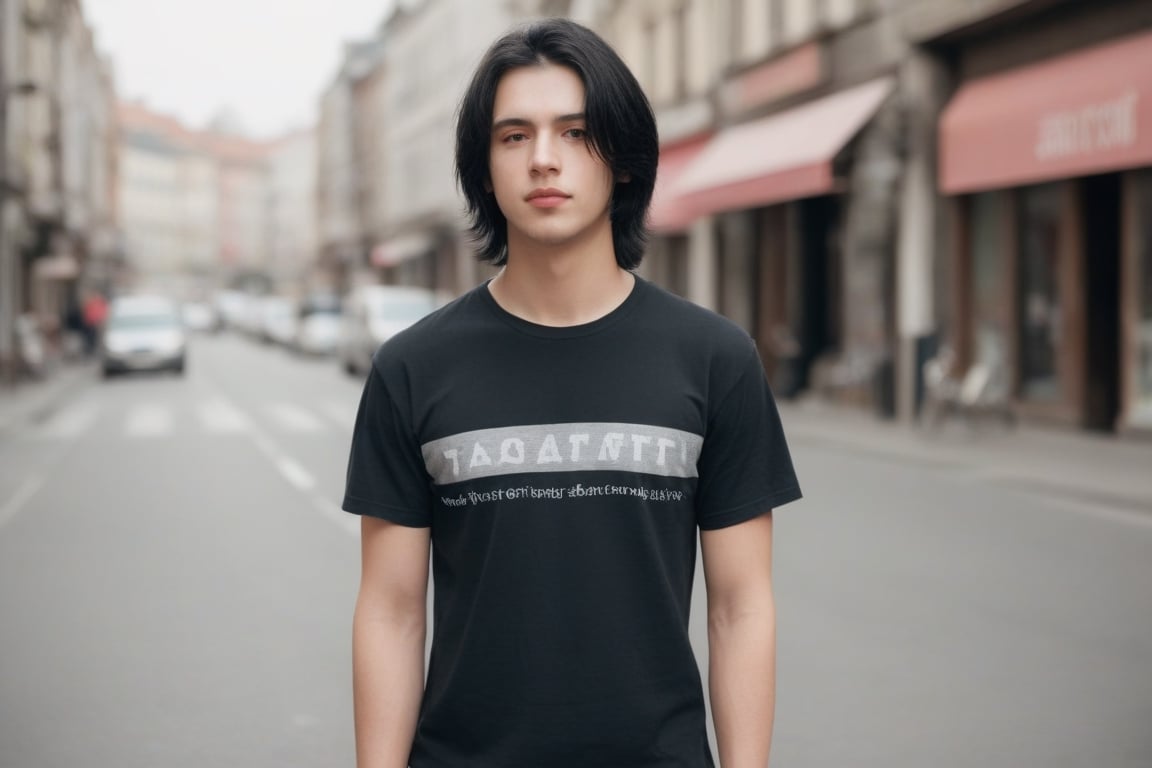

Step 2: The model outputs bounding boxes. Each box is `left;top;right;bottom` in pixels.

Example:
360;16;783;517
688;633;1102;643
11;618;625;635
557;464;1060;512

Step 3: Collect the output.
488;64;616;256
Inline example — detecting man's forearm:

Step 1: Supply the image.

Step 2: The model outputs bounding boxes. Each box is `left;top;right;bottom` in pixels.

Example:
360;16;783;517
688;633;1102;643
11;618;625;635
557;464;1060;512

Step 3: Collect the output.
352;606;426;768
708;603;776;768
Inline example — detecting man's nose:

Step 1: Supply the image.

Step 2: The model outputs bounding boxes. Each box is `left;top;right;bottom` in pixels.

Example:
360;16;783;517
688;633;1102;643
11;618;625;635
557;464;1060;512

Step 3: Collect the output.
530;133;560;174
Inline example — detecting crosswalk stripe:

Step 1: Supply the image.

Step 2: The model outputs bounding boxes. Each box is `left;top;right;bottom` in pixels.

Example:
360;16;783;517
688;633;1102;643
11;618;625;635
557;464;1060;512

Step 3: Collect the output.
35;400;99;440
125;404;172;438
265;403;325;433
276;457;316;491
21;399;348;440
198;399;251;434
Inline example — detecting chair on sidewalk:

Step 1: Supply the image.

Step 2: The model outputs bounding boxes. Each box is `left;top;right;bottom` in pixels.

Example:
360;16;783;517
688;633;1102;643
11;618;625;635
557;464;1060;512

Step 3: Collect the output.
921;348;1015;430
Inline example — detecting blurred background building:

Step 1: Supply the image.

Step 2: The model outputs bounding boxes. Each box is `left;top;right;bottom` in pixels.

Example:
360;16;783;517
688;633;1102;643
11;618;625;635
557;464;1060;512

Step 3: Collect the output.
316;0;574;299
117;102;318;301
589;0;1152;436
1;0;118;378
3;0;1150;438
266;128;319;294
312;0;1150;437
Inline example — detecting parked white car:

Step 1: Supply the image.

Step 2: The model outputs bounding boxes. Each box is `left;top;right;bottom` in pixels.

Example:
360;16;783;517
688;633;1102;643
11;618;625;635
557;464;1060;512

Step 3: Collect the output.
259;296;299;347
296;310;342;356
101;295;187;377
181;300;220;333
339;285;437;375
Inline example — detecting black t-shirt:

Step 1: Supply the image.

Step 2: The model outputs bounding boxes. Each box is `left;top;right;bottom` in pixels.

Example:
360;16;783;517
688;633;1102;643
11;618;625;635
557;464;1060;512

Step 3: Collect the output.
344;276;801;768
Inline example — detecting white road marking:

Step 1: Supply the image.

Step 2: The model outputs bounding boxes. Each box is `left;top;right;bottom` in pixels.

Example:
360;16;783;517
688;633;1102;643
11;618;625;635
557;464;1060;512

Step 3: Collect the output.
276;457;316;491
250;431;279;458
125;404;172;438
311;495;359;536
191;379;355;536
0;475;45;530
319;400;356;430
198;399;251;434
35;401;99;440
266;403;325;433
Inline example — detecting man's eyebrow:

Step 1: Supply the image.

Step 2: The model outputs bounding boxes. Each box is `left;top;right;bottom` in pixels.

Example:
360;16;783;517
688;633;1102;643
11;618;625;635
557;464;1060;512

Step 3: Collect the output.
491;113;586;131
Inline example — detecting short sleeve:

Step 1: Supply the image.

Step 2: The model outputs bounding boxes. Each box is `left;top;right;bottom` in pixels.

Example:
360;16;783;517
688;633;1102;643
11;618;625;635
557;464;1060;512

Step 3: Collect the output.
342;365;433;527
695;345;802;530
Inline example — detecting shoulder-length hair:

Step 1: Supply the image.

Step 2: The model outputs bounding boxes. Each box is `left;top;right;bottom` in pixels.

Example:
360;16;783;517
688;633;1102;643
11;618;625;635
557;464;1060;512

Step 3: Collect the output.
455;18;659;270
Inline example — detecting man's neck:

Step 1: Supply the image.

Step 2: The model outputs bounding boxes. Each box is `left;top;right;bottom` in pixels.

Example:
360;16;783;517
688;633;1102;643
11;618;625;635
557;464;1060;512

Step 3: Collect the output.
489;231;635;327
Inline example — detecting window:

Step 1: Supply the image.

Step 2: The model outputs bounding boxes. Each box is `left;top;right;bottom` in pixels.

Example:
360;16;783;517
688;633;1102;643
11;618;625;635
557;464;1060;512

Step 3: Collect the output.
673;2;689;100
825;0;859;30
644;17;660;100
1017;183;1064;401
970;192;1009;381
1134;170;1152;422
783;0;815;44
728;0;744;66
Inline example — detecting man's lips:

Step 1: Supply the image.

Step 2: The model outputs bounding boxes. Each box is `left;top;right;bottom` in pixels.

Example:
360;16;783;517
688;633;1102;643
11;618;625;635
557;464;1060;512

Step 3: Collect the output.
526;188;570;208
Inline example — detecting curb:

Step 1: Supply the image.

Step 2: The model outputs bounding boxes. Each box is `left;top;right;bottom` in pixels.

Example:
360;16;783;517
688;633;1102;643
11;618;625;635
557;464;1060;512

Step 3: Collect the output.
0;364;95;435
779;403;1152;516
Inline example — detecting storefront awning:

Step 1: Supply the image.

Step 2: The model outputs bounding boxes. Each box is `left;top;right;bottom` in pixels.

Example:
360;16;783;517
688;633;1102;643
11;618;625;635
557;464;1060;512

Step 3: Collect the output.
648;134;712;234
674;77;894;215
939;29;1152;194
371;233;434;267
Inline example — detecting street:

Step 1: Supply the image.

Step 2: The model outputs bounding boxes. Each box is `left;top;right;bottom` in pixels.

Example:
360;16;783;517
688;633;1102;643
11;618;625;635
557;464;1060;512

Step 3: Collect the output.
2;333;1151;767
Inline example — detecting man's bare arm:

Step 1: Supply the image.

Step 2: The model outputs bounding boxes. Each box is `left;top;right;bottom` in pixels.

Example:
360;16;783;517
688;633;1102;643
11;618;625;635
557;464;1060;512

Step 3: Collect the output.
701;511;776;768
353;516;431;768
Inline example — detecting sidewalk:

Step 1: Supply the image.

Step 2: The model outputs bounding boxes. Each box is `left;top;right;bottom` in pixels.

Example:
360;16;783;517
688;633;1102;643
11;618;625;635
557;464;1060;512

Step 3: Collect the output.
0;361;96;435
779;399;1152;516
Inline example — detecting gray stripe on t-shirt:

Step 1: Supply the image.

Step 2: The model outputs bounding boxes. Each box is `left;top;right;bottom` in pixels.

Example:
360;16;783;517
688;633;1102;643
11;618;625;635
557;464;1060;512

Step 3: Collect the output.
421;422;703;485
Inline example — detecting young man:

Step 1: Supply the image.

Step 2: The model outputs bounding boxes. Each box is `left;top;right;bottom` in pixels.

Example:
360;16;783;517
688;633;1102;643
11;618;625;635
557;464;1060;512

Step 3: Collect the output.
344;18;801;768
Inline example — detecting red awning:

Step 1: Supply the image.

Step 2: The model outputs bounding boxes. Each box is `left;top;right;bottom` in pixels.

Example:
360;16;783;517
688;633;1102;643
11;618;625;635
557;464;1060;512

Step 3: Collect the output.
940;29;1152;194
648;134;712;234
673;77;894;215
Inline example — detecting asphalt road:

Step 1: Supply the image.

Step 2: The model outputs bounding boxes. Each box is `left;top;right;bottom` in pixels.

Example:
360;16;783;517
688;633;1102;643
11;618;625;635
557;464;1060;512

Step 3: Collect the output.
1;333;1150;767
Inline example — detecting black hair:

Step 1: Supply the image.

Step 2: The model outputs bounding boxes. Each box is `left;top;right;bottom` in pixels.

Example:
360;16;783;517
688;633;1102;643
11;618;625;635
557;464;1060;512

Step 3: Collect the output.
455;17;658;269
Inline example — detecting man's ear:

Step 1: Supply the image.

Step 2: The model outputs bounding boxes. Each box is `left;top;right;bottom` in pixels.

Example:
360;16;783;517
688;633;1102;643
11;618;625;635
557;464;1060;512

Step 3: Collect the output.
617;171;631;183
484;178;493;193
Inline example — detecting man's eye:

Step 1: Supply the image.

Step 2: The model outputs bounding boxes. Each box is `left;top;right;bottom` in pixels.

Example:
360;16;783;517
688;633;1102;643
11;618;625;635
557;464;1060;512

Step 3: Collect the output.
503;132;528;143
565;128;587;139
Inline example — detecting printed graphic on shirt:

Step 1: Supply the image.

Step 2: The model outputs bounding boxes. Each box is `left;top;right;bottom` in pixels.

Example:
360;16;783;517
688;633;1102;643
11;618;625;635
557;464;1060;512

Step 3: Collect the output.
437;478;694;509
421;422;703;485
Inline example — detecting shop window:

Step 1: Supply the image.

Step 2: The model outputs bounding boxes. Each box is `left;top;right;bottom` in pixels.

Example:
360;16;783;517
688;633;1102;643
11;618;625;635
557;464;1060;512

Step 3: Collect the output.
969;192;1009;384
1135;170;1152;421
1017;183;1063;402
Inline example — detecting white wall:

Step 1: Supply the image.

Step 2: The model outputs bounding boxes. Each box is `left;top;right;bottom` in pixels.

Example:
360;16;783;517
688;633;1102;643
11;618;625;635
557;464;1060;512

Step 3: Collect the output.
120;141;183;275
268;131;318;285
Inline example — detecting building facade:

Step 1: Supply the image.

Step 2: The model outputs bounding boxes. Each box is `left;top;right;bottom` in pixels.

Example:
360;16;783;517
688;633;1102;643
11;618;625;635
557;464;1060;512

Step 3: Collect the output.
594;0;908;415
266;128;319;293
0;0;118;377
371;0;573;296
117;102;286;299
582;0;1150;435
912;0;1152;434
311;0;1148;436
317;40;384;294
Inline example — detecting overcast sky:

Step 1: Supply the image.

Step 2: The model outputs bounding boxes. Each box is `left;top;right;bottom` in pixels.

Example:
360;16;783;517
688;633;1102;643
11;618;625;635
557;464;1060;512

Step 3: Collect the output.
86;0;396;138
